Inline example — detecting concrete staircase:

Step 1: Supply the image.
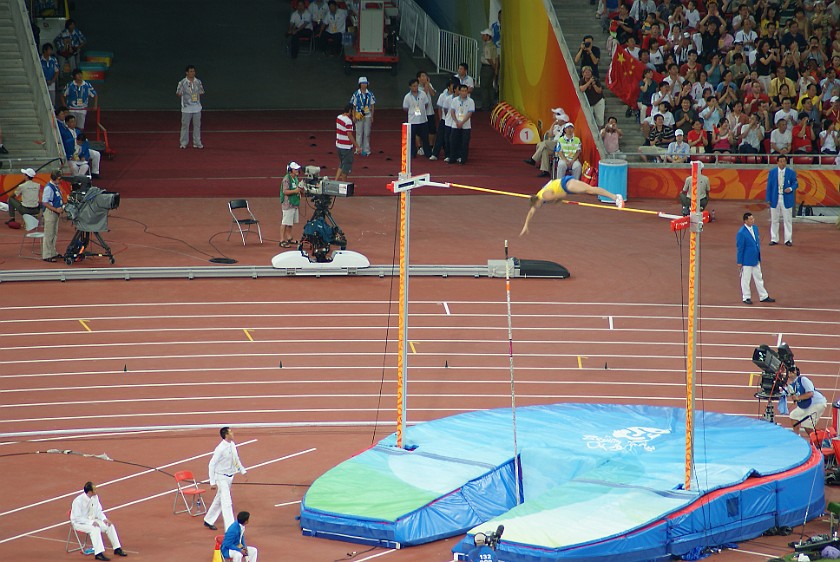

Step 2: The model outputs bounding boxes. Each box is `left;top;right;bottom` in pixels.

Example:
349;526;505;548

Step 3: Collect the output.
0;0;60;170
551;0;646;154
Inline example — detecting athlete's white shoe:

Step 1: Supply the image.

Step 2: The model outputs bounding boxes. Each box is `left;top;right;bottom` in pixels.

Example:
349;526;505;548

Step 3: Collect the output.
614;194;625;209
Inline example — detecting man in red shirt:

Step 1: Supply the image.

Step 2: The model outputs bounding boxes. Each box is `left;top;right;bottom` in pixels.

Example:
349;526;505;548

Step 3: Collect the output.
335;103;358;181
744;81;770;115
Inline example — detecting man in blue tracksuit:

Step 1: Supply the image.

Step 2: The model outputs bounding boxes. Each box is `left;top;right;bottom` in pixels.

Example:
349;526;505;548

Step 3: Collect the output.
736;212;775;305
765;154;798;246
221;511;257;562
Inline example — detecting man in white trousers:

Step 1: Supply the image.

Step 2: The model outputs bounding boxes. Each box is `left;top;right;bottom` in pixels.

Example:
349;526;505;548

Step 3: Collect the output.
204;426;247;531
176;64;205;149
70;482;128;561
736;212;775;305
765;154;798;246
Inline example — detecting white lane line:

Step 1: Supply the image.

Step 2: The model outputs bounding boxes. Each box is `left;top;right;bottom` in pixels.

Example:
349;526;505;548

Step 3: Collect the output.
356;550;396;562
0;439;257;518
274;500;301;507
731;548;783;558
443;302;451;315
0;447;311;545
247;448;316;471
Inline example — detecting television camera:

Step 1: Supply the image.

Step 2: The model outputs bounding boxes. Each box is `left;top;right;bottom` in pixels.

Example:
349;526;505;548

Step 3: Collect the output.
475;525;504;550
63;177;120;265
298;166;354;262
752;343;796;400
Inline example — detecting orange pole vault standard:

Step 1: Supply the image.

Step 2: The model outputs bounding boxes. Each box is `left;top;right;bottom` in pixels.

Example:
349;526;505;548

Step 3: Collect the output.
684;160;701;490
396;123;409;449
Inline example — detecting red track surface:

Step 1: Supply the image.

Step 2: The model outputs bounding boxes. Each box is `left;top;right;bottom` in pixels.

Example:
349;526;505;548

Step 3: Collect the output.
1;124;839;561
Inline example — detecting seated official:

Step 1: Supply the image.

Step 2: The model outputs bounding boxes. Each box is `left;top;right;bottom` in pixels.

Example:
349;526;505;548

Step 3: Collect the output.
679;168;710;215
70;482;128;561
5;168;41;227
222;511;258;562
288;2;314;59
523;108;567;177
320;1;347;55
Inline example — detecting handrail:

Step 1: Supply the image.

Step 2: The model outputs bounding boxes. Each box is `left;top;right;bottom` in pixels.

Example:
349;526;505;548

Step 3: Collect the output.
394;0;478;81
627;151;839;166
11;0;65;166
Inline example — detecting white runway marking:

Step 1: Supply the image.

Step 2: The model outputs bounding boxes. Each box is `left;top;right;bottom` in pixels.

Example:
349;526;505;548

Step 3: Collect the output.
443;302;451;315
355;550;396;561
608;316;614;330
777;333;784;346
0;439;257;518
274;500;301;507
0;447;310;545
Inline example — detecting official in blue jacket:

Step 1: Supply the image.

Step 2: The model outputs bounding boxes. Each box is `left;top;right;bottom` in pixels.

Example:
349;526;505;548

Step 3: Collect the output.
736;212;775;305
765;154;798;246
221;511;257;562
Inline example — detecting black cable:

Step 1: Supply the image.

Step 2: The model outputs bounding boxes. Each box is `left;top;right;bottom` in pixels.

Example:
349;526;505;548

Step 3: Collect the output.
371;195;401;446
333;546;377;561
0;451;310;486
110;215;216;260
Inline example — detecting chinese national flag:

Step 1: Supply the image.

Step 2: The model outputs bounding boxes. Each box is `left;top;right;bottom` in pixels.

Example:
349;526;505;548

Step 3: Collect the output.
606;45;662;107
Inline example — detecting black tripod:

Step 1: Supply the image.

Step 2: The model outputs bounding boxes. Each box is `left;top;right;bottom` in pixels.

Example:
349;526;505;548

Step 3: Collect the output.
301;195;347;262
64;229;115;265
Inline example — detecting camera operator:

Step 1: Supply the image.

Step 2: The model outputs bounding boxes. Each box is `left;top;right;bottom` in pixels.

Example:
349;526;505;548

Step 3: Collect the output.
467;533;498;562
786;368;827;436
574;35;600;79
279;161;304;248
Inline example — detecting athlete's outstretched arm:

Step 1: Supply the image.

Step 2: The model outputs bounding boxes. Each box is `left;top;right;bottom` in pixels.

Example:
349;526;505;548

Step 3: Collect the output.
520;197;540;236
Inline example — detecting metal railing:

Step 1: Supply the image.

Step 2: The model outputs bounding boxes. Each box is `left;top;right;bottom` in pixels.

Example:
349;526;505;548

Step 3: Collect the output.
10;0;65;165
394;0;479;81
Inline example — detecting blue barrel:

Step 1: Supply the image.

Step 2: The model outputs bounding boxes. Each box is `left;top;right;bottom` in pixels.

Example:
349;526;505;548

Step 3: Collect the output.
597;159;628;203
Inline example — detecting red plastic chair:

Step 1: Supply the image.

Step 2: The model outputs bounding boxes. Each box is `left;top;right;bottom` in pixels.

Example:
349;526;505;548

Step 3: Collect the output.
172;470;208;517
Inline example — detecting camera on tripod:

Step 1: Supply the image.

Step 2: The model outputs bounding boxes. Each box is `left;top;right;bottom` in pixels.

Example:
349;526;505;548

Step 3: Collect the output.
752;343;795;400
297;167;353;263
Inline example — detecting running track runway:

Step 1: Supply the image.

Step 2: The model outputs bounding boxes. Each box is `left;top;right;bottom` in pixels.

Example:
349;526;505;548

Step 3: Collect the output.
1;195;839;561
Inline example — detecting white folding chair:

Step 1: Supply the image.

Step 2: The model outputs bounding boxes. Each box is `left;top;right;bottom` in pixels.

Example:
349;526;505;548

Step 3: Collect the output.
65;510;91;554
18;213;45;257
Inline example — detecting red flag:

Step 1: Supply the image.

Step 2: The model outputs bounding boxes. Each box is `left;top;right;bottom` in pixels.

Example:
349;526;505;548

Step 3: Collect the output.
606;45;663;107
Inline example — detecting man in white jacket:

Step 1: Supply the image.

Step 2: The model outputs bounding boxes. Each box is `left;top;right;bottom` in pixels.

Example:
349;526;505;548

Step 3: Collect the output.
203;426;247;531
70;482;127;561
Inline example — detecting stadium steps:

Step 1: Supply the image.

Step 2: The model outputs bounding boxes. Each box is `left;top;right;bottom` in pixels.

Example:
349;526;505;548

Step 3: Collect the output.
0;3;55;167
552;0;646;156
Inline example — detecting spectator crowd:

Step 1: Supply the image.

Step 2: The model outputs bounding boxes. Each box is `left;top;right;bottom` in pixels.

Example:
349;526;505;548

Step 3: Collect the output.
599;0;840;162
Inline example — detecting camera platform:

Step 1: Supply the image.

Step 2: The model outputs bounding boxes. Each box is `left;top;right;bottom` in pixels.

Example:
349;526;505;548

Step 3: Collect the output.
271;249;371;272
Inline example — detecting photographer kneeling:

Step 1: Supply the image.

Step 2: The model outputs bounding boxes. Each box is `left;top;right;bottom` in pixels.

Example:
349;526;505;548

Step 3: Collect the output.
280;161;304;248
467;533;498;562
786;368;827;437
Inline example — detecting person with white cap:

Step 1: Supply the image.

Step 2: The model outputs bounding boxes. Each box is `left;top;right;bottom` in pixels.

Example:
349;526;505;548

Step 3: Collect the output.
554;122;582;180
523;108;568;177
466;532;498;562
520;175;625;236
279;161;304;248
665;129;690;162
350;76;375;155
479;28;498;111
6;168;41;228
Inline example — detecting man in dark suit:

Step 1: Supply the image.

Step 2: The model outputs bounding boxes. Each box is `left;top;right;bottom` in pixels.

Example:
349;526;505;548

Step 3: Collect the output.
736;212;775;305
765;154;798;246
